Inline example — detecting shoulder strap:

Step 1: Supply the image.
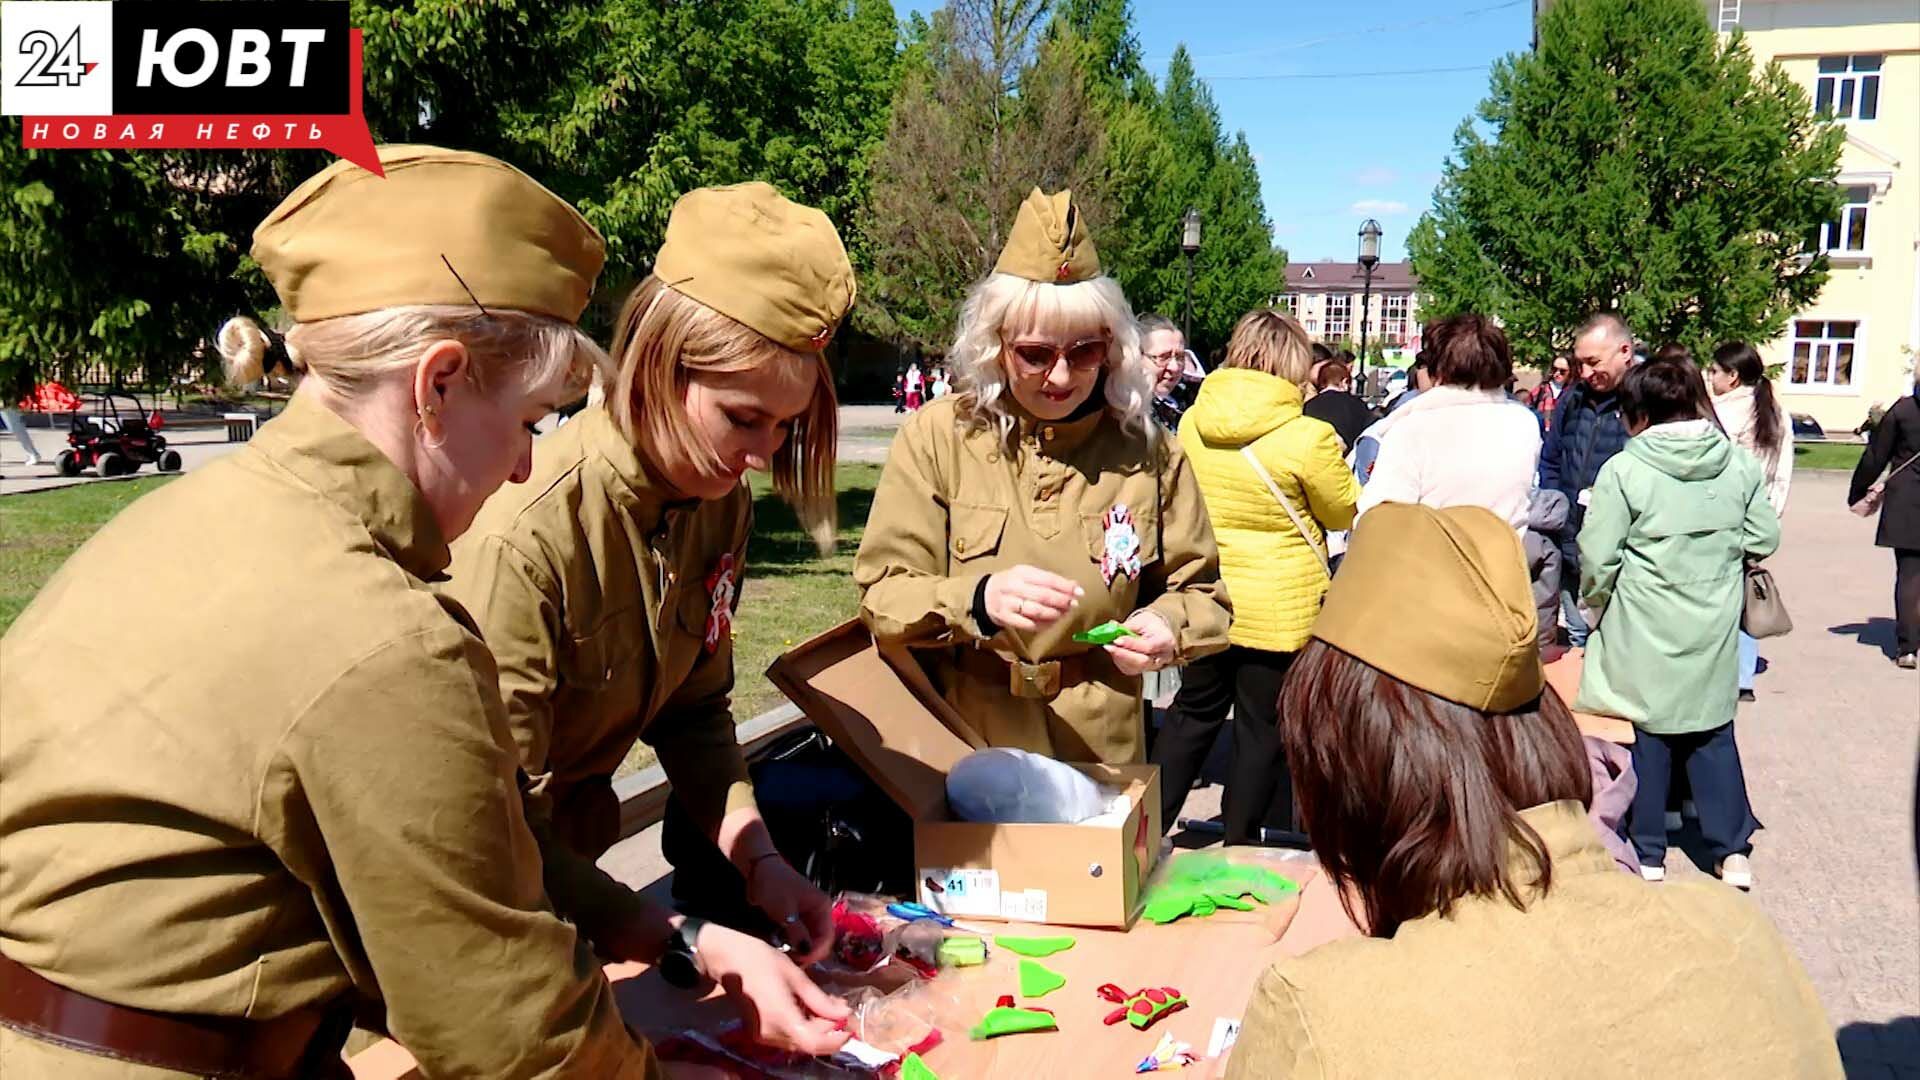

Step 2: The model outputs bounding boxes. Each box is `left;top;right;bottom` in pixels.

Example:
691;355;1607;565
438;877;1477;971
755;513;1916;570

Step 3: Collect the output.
1240;443;1331;578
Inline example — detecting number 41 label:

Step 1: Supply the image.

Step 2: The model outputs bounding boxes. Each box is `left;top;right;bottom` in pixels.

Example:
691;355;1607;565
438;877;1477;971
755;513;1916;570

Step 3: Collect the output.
918;867;1000;918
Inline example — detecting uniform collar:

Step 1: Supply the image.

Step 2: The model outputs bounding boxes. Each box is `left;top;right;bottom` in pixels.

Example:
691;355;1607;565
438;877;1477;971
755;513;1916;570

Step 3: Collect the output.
1009;395;1109;457
251;392;452;582
1509;799;1617;891
580;404;702;531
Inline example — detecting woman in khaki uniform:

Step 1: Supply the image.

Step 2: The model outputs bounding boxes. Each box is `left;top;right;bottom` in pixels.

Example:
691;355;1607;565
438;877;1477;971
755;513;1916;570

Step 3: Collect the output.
0;148;667;1076
853;189;1232;765
445;183;853;1054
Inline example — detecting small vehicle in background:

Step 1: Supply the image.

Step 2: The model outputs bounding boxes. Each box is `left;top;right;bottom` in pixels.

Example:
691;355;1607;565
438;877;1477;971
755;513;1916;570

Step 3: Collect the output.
56;392;181;478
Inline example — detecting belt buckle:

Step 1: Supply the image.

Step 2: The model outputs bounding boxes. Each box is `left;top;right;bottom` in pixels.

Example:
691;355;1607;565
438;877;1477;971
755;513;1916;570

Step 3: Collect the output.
1010;659;1061;699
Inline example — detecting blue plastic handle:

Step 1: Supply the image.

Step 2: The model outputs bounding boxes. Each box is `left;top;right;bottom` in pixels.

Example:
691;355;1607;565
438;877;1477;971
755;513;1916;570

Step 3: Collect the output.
888;902;954;926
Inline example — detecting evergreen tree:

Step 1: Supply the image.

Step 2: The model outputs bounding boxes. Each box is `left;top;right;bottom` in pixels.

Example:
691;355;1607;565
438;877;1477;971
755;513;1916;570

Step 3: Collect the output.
1408;0;1842;362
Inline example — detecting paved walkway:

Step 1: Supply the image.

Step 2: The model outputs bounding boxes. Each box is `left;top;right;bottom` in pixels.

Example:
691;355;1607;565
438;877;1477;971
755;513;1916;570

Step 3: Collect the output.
1;403;918;495
600;469;1918;1073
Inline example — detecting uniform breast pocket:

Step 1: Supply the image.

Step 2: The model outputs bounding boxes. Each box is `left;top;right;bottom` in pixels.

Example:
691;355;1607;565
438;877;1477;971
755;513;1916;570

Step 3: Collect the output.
949;503;1009;566
562;621;641;694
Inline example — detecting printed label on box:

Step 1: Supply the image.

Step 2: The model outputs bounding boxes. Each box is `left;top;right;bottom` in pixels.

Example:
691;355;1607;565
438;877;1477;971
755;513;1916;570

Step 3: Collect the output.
1000;888;1048;923
918;867;1001;918
1207;1017;1241;1058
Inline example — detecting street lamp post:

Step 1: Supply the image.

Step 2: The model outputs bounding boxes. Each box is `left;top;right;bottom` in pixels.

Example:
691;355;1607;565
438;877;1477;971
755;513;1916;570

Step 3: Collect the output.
1356;218;1382;395
1181;208;1202;344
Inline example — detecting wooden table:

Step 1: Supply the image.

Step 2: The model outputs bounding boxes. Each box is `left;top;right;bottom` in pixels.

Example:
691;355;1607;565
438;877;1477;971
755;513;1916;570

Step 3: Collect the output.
349;849;1352;1078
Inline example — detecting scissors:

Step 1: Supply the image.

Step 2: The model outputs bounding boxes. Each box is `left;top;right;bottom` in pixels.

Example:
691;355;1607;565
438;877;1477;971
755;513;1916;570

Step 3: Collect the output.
888;901;989;934
887;901;955;926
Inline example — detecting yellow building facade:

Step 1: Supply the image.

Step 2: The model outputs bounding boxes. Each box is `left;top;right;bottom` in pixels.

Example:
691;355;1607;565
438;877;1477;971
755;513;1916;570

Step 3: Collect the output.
1722;0;1919;432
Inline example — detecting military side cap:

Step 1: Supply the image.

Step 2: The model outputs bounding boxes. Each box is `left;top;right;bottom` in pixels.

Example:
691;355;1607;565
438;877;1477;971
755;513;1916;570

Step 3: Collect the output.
994;188;1101;284
253;145;606;324
653;182;855;354
1313;504;1543;713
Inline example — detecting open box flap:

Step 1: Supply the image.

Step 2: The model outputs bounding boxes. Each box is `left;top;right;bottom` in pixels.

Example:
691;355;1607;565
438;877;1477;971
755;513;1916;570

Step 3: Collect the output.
766;620;981;820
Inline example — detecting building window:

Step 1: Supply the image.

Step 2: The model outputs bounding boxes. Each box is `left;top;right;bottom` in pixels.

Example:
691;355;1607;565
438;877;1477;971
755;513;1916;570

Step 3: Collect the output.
1325;294;1352;339
1304;319;1321;336
1811;185;1871;255
1815;55;1881;121
1278;293;1298;314
1380;294;1411;343
1787;320;1859;390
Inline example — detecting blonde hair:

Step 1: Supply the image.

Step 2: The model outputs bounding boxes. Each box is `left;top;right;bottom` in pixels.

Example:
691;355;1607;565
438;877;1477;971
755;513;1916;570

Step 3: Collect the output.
217;306;604;404
604;275;838;553
948;272;1152;451
1223;309;1315;385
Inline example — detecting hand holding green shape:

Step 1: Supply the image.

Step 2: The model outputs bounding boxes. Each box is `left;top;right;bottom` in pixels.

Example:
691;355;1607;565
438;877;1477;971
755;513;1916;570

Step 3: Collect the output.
1073;621;1137;645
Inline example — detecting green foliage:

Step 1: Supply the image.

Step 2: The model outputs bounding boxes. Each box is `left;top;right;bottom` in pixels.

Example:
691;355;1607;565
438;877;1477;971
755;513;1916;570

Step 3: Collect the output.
0;1;904;396
0;144;322;402
1408;0;1843;363
861;4;1284;357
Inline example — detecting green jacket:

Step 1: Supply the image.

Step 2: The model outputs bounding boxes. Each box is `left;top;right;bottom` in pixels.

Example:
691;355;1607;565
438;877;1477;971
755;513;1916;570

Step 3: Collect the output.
1575;421;1780;734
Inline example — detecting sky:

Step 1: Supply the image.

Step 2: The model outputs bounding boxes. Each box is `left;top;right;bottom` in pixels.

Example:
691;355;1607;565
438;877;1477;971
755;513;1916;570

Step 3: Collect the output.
909;0;1536;265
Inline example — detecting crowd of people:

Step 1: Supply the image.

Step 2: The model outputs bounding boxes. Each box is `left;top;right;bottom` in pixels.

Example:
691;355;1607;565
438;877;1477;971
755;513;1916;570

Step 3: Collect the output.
0;150;1873;1078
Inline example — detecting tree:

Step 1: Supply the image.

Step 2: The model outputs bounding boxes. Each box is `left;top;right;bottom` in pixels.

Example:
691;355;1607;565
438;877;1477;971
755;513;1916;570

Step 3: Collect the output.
0;0;904;398
862;8;1286;358
859;1;1106;349
1408;0;1843;364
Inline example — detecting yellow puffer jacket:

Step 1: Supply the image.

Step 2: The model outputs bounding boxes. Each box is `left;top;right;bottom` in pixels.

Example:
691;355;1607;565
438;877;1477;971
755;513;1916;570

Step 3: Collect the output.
1178;369;1360;652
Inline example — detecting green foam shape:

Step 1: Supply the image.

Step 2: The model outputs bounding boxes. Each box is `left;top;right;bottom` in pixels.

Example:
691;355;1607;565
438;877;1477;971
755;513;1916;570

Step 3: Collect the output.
1018;958;1067;998
901;1052;941;1080
994;934;1076;957
969;1006;1058;1040
1073;620;1136;645
938;936;987;967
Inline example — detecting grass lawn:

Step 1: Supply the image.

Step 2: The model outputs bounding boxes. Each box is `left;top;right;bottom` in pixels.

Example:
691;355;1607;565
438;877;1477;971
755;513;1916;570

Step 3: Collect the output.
1794;442;1865;472
0;466;881;777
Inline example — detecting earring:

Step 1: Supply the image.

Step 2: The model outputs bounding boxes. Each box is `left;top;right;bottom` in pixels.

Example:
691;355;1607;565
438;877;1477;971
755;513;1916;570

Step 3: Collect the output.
415;405;447;451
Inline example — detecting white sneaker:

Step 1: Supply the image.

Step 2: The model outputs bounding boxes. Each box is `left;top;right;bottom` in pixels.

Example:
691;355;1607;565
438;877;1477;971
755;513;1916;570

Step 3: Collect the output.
1717;854;1753;890
1639;864;1666;882
1663;810;1683;831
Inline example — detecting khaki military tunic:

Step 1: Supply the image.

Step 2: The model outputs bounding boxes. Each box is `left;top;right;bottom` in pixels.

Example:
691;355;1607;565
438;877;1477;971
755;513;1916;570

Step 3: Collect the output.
445;405;755;862
854;395;1232;762
0;394;656;1078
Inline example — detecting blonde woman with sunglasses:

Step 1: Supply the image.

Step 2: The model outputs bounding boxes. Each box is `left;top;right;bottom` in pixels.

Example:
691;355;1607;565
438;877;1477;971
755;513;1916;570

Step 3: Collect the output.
854;189;1231;767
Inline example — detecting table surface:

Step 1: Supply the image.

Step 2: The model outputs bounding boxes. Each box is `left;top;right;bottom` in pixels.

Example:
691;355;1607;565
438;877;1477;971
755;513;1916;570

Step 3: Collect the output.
348;849;1352;1079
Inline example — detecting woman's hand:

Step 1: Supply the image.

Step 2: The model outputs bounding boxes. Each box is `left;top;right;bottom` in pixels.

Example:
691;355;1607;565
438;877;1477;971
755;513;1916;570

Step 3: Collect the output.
745;856;835;966
1105;609;1175;676
695;922;850;1056
984;565;1083;631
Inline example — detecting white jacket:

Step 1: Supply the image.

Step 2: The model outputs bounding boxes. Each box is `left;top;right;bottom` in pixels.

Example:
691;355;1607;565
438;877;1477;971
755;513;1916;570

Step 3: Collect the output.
1712;384;1793;516
1355;385;1543;532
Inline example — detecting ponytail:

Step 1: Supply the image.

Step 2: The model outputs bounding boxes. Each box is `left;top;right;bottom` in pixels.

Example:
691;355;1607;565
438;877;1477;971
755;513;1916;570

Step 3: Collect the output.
1712;342;1782;454
1750;374;1784;455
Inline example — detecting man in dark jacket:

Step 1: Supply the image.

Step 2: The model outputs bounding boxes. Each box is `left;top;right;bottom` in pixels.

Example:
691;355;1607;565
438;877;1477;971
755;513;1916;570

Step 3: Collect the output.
1849;374;1920;667
1303;359;1375;451
1540;313;1635;646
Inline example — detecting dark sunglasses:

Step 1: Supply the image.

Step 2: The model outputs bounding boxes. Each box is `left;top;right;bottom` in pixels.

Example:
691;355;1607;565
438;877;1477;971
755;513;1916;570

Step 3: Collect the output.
1007;337;1110;375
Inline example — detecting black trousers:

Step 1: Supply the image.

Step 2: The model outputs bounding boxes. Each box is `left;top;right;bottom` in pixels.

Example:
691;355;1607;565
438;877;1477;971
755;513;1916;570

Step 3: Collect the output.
1149;645;1295;844
1628;721;1758;866
1896;548;1920;656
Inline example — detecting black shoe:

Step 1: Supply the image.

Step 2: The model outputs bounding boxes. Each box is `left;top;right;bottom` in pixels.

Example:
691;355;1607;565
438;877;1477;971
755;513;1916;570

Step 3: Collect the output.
1738;689;1757;703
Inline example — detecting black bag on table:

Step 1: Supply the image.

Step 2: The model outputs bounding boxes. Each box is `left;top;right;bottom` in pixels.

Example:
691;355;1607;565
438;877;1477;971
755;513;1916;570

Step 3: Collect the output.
662;726;914;930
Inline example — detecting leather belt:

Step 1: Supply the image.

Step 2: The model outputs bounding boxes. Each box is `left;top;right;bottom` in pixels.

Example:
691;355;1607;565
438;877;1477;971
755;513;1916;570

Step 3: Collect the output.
995;652;1089;700
0;952;348;1079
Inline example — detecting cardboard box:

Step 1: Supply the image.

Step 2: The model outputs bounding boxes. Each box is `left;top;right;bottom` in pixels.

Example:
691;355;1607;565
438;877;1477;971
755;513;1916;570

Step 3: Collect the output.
767;620;1162;929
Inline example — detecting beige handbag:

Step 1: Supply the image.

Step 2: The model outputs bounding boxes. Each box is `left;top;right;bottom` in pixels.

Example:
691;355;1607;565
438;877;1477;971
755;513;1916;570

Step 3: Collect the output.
1742;562;1792;639
1851;450;1920;517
